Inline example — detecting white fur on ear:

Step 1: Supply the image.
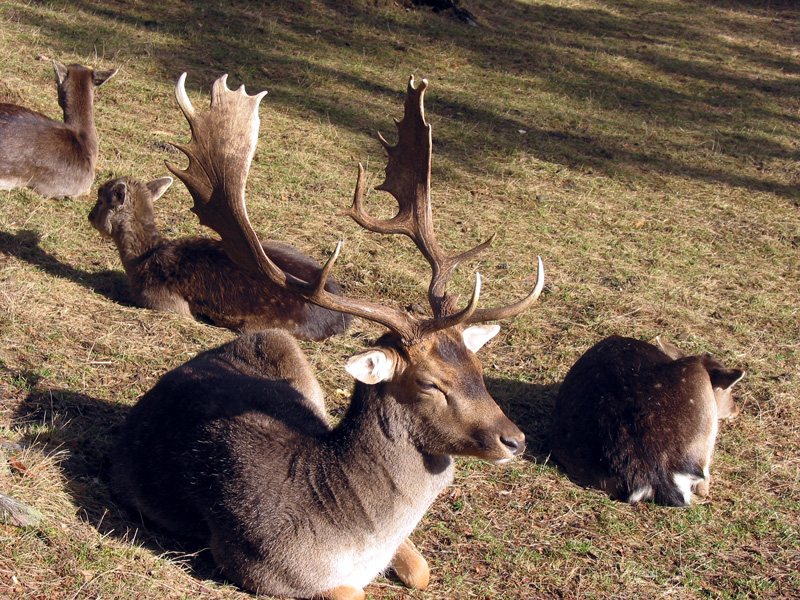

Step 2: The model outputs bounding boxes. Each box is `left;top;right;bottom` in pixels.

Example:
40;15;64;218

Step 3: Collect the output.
655;336;685;360
462;324;501;353
345;349;395;384
146;177;174;201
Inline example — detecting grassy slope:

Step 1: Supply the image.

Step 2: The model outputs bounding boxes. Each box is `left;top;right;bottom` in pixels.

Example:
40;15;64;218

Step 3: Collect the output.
1;0;798;598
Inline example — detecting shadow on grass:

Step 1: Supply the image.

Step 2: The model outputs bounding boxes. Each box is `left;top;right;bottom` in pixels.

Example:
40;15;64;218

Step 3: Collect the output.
0;228;133;305
10;381;224;581
12;0;798;199
485;375;560;463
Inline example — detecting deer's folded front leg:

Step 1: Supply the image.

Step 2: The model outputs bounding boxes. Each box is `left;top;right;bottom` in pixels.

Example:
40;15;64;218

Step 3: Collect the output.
321;585;366;600
391;537;430;590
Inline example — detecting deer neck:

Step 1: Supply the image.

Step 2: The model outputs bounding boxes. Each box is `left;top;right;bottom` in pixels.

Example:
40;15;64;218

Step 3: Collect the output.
113;214;166;271
321;382;454;529
61;84;98;156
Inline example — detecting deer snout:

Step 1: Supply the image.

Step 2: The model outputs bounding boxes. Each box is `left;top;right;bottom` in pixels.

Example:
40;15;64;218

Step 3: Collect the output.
500;432;526;456
489;417;526;464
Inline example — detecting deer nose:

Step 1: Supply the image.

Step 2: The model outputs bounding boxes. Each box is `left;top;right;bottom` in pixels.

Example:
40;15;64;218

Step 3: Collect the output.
500;433;526;456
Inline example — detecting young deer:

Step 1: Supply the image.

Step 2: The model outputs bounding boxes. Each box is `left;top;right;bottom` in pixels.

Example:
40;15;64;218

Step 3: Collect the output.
549;335;744;507
111;74;545;600
0;61;116;198
88;175;351;341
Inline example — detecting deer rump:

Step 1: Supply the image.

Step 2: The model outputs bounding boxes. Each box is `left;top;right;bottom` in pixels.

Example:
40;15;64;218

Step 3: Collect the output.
549;335;742;507
111;330;452;598
128;233;352;340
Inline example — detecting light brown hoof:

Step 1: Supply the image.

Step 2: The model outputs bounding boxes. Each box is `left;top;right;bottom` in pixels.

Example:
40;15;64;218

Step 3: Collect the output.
320;585;366;600
391;537;430;590
694;477;710;498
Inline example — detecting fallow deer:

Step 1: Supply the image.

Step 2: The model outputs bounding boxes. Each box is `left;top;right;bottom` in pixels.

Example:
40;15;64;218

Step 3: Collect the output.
88;175;351;341
549;335;744;507
0;61;116;198
111;73;545;600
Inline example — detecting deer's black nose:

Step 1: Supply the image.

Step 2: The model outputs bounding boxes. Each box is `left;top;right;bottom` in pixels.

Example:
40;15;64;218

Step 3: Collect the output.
500;434;526;456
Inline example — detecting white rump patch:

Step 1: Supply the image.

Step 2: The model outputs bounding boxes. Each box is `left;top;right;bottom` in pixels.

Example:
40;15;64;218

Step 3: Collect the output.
627;486;653;504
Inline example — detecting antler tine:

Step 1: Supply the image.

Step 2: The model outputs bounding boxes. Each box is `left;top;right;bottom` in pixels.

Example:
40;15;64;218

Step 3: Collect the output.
467;256;546;324
167;73;427;340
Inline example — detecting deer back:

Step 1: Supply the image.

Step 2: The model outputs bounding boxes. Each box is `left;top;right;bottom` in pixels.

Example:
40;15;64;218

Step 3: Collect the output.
0;61;116;198
89;176;352;341
549;335;744;506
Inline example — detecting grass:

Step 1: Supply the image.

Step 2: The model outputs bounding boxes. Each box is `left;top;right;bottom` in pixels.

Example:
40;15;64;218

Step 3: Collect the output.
1;0;799;598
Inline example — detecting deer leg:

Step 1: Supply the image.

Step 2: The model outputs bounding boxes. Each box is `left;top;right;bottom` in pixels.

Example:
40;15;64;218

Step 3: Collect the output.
320;585;366;600
391;537;430;590
694;474;711;498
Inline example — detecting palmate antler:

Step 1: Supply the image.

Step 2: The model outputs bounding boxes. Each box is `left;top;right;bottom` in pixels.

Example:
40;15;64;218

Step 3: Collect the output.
346;76;544;330
166;73;543;345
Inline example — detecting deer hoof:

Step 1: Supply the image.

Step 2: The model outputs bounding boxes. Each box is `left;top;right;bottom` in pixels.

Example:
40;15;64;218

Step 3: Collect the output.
694;477;710;498
321;585;366;600
391;537;430;590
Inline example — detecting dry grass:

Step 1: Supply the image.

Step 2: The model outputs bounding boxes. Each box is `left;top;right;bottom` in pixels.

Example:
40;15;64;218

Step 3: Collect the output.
1;0;799;598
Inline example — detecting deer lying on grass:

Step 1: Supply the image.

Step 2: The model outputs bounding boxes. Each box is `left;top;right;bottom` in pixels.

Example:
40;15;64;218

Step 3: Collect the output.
111;73;544;600
549;335;744;507
88;175;351;341
0;61;116;198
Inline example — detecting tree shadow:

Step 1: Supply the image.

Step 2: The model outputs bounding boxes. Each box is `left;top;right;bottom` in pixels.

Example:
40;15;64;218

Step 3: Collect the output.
485;375;560;463
9;0;798;199
0;228;133;306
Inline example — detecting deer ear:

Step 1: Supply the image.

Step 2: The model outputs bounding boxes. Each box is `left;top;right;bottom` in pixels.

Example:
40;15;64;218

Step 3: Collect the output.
93;68;118;87
709;368;745;391
109;182;128;207
52;60;68;85
462;324;500;353
655;336;685;360
346;349;396;384
146;177;173;201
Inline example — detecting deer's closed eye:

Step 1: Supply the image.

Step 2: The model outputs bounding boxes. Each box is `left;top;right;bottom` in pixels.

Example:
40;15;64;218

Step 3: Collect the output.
416;379;441;392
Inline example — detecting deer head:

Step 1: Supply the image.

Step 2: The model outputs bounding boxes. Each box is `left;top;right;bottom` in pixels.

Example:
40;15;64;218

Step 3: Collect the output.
166;74;544;462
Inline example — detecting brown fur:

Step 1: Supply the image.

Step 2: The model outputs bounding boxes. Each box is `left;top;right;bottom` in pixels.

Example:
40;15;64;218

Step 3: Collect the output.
549;335;744;506
88;176;351;341
0;61;116;198
112;325;523;598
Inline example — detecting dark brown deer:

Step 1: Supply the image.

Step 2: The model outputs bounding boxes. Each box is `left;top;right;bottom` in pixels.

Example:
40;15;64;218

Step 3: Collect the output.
111;73;544;600
0;61;116;198
88;175;351;341
549;335;744;507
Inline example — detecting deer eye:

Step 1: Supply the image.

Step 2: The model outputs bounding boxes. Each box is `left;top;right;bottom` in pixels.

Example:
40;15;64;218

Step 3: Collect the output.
416;379;441;393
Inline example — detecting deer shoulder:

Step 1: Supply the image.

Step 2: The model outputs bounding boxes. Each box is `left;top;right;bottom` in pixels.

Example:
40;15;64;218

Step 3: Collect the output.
111;73;544;599
88;175;351;341
549;335;744;506
0;61;116;198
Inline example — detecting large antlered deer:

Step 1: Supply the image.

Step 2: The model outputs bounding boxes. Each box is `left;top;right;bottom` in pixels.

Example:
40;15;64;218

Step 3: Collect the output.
0;61;116;198
111;73;545;599
88;175;352;341
549;335;744;506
